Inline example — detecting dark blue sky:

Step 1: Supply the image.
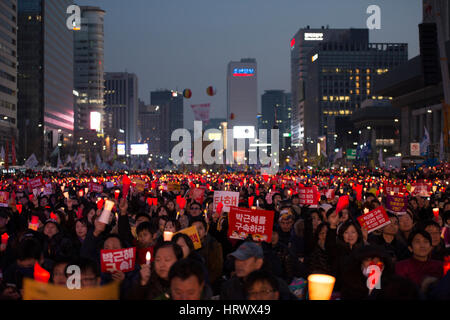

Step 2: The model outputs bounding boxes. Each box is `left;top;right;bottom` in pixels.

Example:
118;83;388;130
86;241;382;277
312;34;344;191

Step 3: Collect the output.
76;0;422;129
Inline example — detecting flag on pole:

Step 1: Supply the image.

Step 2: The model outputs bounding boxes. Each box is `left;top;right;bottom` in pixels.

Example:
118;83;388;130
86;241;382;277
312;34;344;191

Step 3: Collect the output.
57;153;63;168
420;126;430;156
4;143;8;169
334;148;343;161
11;138;16;166
24;154;39;169
378;149;384;168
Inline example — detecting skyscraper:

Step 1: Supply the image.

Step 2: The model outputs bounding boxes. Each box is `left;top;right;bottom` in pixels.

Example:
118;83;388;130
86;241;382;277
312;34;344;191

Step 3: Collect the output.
0;0;17;152
227;58;258;133
150;90;183;155
138;100;160;155
17;0;74;164
290;27;368;149
74;6;105;133
304;39;407;156
104;72;139;154
261;90;292;149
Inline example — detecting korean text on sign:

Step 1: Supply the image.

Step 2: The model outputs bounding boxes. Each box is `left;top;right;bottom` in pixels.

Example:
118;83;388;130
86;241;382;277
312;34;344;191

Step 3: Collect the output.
228;207;274;243
100;247;136;273
213;191;239;212
357;206;391;233
298;187;318;205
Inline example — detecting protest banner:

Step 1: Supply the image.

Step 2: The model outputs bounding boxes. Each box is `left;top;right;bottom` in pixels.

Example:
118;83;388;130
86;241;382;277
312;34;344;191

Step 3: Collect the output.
228;207;274;242
28;177;43;190
89;183;103;194
23;278;119;300
357;206;391;233
167;182;181;192
174;226;202;250
0;191;9;207
213;191;239;212
100;247;136;273
189;187;205;203
385;194;408;214
298;187;318;206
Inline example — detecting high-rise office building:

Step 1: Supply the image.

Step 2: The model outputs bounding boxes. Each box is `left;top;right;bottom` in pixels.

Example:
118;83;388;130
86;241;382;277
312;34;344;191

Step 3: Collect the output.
17;0;74;164
261;90;292;149
227;58;258;133
150;90;183;155
304;39;407;156
104;72;138;154
138;100;160;155
74;6;105;133
0;0;17;153
290;27;368;149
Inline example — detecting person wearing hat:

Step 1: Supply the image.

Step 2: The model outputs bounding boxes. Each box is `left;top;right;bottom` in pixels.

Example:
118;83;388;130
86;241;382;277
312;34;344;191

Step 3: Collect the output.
220;241;297;300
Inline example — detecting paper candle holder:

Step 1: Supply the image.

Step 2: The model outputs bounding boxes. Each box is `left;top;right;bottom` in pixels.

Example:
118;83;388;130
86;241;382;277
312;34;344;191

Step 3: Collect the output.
307;274;336;300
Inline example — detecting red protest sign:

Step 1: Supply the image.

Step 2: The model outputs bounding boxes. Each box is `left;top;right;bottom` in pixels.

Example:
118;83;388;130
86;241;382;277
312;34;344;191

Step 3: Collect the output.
0;191;9;207
321;189;335;200
100;247;136;273
89;183;103;194
412;183;431;196
189;188;205;204
28;177;43;190
228;207;274;243
298;187;318;205
357;206;391;233
336;195;349;214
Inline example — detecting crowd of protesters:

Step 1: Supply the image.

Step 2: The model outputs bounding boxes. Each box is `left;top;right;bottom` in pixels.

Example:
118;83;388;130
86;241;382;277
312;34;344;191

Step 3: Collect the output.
0;165;449;300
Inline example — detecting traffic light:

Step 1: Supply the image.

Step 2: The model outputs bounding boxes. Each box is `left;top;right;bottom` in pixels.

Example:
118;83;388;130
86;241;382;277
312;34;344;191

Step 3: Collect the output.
419;23;441;86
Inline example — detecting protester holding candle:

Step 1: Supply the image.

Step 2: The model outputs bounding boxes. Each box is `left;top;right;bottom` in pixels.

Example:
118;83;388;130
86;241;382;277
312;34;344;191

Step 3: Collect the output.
128;241;183;300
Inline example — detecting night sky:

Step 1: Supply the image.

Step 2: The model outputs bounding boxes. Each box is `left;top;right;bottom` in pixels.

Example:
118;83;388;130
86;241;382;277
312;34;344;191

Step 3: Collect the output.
75;0;422;129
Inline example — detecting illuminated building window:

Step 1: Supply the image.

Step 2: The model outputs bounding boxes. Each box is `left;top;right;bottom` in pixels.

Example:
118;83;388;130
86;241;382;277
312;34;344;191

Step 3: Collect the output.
356;69;360;74
367;82;371;88
350;90;353;94
350;76;353;80
372;96;376;100
367;89;371;94
366;69;371;73
389;97;393;100
378;96;383;100
356;83;360;88
339;110;345;115
356;76;360;81
330;96;334;101
366;76;370;80
339;96;345;101
323;96;328;101
356;89;360;95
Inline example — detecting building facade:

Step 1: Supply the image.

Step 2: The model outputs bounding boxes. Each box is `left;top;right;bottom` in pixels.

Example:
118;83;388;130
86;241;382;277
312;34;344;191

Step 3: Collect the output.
227;58;258;131
150;90;183;156
0;0;17;157
261;90;292;149
138;100;160;155
74;6;105;133
17;0;74;164
104;72;139;154
290;27;369;149
303;37;407;157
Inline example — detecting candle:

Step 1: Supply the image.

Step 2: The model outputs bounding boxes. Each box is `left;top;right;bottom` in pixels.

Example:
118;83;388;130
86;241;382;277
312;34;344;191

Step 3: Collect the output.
98;200;115;224
1;233;8;245
163;231;173;241
114;190;120;200
307;274;336;300
63;192;69;199
85;187;89;195
146;251;151;265
256;200;260;207
433;208;439;219
16;204;22;214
